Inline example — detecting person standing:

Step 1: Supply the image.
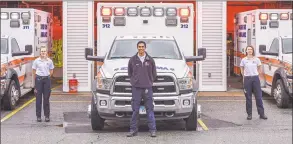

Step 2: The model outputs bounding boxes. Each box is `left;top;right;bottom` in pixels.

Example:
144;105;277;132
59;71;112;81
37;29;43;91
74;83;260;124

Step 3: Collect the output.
240;46;268;120
127;41;157;137
32;47;54;122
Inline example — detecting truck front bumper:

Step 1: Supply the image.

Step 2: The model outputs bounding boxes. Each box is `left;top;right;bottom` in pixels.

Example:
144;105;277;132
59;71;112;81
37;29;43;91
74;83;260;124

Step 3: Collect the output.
89;91;198;121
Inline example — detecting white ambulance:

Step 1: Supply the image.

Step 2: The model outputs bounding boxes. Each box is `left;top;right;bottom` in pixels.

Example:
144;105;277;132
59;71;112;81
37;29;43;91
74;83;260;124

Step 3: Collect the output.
85;3;206;131
233;9;292;108
1;8;53;110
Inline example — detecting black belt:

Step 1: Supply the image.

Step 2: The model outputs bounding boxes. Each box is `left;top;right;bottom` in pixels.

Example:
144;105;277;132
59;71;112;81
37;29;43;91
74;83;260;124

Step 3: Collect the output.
36;75;50;79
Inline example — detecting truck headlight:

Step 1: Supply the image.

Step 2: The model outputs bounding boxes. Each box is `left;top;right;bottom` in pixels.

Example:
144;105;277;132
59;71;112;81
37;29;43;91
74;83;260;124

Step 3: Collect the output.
96;71;113;90
177;71;193;90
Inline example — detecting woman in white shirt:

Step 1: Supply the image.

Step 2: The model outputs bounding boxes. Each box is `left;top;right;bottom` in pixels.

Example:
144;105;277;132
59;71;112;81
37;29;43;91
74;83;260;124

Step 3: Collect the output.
240;46;268;120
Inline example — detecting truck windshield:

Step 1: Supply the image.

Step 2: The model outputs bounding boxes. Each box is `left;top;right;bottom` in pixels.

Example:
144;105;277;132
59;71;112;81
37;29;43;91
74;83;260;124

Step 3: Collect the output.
283;38;292;54
108;39;182;60
1;38;8;54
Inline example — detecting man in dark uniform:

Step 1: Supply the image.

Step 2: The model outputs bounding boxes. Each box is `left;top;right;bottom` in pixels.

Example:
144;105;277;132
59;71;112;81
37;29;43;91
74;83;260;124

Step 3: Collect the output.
127;41;157;137
32;47;54;122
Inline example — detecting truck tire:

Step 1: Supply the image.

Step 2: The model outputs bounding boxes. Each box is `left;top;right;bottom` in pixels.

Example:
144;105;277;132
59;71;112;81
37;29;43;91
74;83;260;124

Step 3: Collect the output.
273;79;290;108
3;80;19;110
185;99;198;131
91;96;105;130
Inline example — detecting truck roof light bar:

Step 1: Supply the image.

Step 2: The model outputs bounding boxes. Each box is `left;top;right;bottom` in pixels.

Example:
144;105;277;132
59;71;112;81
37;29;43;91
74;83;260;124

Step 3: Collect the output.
153;7;164;17
1;12;9;20
166;8;177;16
270;13;278;20
140;7;151;17
114;7;125;16
127;7;138;16
10;12;20;19
101;7;112;16
280;13;289;20
259;13;268;20
179;8;190;17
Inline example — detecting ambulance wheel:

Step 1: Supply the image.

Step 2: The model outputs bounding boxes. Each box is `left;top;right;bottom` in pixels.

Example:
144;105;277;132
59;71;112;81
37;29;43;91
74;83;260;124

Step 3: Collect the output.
3;80;19;110
273;79;289;108
91;96;105;130
185;100;198;131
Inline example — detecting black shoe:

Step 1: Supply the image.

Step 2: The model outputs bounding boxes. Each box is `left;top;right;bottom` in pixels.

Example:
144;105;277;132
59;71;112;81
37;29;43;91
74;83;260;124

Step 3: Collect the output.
247;115;252;120
45;117;50;122
260;114;268;120
150;131;156;137
126;131;138;137
37;117;42;122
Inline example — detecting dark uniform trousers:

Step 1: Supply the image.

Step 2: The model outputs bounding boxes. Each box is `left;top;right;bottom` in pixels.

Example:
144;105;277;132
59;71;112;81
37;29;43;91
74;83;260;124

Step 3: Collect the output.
130;86;156;132
35;75;51;118
243;75;265;116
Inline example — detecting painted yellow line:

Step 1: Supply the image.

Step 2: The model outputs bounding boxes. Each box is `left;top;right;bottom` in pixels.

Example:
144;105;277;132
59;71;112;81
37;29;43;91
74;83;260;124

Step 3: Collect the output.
1;85;61;123
197;119;209;131
1;97;36;123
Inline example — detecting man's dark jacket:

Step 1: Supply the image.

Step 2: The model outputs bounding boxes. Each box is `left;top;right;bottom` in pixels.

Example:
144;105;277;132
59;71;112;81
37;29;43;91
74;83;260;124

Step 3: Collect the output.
128;52;157;88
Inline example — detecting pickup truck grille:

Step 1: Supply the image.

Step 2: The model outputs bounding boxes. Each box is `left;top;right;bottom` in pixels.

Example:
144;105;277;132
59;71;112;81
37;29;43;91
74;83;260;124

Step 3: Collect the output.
113;75;176;94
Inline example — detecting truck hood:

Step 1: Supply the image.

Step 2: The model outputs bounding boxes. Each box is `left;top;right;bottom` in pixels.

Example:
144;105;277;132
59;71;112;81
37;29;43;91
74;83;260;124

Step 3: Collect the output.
101;59;189;78
283;54;292;64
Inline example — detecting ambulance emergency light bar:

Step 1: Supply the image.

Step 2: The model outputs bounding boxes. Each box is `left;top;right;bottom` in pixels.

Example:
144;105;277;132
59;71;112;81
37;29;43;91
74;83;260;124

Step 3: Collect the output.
100;6;190;26
259;12;291;20
1;12;31;28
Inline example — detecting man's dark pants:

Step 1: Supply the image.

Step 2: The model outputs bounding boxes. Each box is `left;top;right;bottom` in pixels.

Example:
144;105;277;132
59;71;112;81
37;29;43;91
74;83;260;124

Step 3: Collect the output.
35;75;51;118
243;75;265;116
130;86;156;132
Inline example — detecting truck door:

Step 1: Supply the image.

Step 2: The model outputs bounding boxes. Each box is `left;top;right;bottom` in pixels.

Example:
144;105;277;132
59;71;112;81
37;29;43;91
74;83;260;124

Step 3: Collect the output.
264;38;279;86
10;38;26;87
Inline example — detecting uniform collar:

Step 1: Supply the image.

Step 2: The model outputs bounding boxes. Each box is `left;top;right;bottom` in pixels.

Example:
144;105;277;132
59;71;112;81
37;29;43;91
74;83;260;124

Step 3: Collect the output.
135;52;150;61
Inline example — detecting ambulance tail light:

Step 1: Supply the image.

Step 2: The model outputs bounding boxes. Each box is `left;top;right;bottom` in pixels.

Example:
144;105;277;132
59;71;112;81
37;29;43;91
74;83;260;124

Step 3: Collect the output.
179;8;190;17
280;13;289;20
1;12;9;20
114;7;125;16
259;13;268;20
101;7;112;16
127;7;138;16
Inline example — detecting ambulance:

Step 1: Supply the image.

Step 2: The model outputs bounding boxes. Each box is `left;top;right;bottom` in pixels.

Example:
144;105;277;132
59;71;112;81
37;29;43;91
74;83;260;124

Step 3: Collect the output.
1;8;53;110
233;9;292;108
85;3;206;131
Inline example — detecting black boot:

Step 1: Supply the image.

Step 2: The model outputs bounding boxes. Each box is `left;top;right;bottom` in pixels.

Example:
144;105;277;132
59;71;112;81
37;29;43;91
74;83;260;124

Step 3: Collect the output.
45;117;50;122
247;114;252;120
37;117;42;122
260;114;268;120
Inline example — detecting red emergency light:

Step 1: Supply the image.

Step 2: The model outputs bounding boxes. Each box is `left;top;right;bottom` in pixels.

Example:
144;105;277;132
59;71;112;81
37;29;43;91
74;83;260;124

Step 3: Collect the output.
259;13;268;20
280;13;289;20
179;8;190;17
101;7;112;16
114;7;125;16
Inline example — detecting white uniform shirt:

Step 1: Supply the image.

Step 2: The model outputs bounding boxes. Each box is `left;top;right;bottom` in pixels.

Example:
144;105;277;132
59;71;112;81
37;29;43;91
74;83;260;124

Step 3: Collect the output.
240;57;262;76
138;53;146;64
32;57;54;76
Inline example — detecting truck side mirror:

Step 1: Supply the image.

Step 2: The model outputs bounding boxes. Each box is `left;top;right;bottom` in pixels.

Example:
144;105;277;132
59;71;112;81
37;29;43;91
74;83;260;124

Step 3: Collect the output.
185;48;206;62
198;48;206;59
259;45;266;54
12;45;33;57
85;48;105;62
25;45;33;54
